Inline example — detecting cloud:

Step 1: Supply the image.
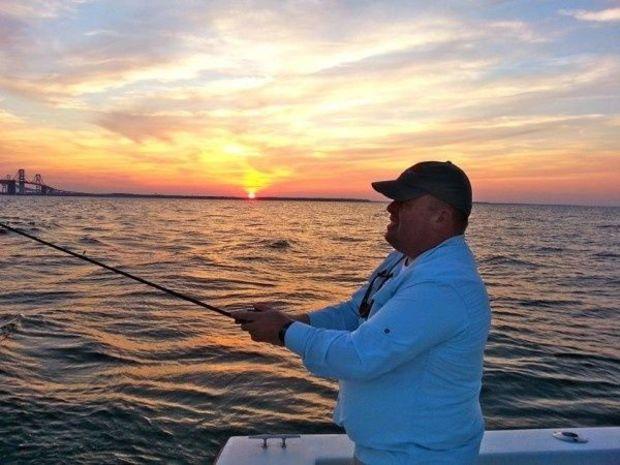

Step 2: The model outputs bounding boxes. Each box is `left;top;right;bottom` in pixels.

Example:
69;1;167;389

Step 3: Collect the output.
486;21;548;43
0;14;26;48
0;0;88;19
0;1;618;203
96;111;206;142
89;51;618;174
561;8;620;23
83;29;121;37
0;2;549;105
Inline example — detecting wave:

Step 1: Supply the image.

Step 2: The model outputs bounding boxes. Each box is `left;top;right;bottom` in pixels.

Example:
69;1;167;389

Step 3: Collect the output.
79;236;103;245
534;246;564;253
480;255;540;268
516;298;582;308
0;290;79;305
188;255;216;266
331;236;365;243
592;251;619;259
256;239;293;250
483;367;617;391
46;340;142;366
551;351;620;366
0;314;23;342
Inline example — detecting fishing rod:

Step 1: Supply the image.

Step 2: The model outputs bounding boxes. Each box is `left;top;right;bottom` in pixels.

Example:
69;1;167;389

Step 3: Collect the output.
0;222;234;319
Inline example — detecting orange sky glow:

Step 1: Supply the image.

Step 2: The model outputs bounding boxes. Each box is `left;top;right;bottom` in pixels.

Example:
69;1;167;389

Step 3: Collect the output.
0;1;619;205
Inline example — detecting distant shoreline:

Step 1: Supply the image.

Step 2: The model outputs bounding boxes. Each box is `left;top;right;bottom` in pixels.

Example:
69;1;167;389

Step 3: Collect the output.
0;192;372;203
0;193;617;208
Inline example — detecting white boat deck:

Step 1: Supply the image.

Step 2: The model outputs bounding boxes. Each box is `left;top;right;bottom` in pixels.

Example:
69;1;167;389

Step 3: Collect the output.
214;427;620;464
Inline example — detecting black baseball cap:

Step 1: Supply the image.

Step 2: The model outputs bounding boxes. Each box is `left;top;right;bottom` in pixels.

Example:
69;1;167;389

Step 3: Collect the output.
371;161;472;216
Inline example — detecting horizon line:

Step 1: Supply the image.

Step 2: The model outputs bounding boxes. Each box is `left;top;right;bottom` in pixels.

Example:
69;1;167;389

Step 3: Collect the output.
0;191;618;209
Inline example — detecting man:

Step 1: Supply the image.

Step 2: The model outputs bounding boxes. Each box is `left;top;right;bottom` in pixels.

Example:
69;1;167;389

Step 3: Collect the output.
235;161;491;465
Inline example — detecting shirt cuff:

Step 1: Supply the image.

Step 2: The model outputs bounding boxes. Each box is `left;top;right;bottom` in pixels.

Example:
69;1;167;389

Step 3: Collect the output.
308;306;343;329
284;321;314;356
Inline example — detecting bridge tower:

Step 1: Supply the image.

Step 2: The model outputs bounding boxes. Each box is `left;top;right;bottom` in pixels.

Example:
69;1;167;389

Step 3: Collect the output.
34;174;44;194
18;169;25;194
2;175;16;195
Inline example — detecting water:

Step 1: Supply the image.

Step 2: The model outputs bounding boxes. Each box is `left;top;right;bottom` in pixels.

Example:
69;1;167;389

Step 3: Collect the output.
0;197;618;464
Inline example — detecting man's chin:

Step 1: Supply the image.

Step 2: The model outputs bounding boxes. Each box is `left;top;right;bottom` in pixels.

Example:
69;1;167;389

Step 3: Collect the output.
384;229;399;249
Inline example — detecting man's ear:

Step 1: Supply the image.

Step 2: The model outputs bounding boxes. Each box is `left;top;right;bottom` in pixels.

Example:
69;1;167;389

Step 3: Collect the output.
433;207;451;228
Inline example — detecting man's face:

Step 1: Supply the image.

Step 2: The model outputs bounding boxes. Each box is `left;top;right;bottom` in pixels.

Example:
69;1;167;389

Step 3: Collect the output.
384;194;437;256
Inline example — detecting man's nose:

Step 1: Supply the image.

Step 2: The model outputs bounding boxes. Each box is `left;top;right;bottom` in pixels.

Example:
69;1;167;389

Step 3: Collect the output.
387;200;399;213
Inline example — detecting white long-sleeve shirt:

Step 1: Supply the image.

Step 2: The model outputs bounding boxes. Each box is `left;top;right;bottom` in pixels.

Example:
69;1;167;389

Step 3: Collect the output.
285;235;491;465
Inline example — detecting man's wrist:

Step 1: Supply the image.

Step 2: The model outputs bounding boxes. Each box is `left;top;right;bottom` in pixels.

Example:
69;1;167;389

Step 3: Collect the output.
278;320;295;344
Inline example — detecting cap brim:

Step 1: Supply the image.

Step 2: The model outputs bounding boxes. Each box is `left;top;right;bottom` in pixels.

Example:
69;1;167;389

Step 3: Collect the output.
371;180;427;201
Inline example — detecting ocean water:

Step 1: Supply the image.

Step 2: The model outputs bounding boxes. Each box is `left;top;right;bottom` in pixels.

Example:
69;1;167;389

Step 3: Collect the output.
0;197;618;464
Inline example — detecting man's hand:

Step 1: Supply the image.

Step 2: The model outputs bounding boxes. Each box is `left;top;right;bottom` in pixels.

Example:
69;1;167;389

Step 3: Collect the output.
234;303;294;346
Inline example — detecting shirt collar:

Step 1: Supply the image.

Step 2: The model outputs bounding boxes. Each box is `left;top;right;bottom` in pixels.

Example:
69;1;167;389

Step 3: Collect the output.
406;234;465;268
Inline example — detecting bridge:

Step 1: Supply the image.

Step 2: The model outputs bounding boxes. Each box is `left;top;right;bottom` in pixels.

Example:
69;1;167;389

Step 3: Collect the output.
0;169;77;195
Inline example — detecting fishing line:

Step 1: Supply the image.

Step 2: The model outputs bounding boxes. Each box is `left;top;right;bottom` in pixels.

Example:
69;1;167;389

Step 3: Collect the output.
0;222;234;319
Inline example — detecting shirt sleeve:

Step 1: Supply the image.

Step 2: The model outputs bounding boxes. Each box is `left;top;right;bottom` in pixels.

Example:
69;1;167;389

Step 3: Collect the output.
285;282;467;381
307;284;368;331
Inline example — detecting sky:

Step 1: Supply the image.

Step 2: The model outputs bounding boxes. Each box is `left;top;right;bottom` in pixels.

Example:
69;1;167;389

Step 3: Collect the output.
0;0;618;205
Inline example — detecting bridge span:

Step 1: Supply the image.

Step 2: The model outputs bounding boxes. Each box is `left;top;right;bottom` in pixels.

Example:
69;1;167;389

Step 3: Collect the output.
1;169;77;195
